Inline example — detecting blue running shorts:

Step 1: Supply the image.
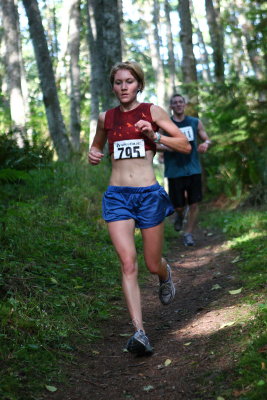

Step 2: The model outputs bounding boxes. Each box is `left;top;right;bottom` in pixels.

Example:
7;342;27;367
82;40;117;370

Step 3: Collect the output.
102;182;174;229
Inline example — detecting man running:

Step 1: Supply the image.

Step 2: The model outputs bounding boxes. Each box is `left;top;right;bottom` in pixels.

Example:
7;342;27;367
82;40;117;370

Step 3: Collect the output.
162;94;212;246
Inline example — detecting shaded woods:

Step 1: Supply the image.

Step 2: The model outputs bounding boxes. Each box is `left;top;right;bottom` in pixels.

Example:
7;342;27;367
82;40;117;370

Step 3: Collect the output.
0;1;266;399
0;0;266;203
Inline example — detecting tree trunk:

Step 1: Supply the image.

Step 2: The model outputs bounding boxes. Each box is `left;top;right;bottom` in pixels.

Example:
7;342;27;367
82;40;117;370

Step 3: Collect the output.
86;0;101;147
190;0;212;82
178;0;198;105
0;0;26;134
118;0;126;59
102;0;122;110
22;0;72;161
235;0;264;80
68;0;81;152
164;0;177;96
143;0;166;108
86;0;122;145
205;0;224;82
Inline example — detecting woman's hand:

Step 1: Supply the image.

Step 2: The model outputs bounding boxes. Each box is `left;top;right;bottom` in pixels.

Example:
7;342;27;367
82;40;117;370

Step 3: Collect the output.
135;119;156;141
88;147;104;165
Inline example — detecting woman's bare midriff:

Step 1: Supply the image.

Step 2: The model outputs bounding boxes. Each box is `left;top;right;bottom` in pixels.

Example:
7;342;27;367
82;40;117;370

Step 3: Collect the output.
109;150;157;187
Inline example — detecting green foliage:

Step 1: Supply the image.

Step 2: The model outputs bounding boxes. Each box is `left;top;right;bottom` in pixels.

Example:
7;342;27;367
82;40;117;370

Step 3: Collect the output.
0;133;53;172
234;304;267;400
199;79;267;204
0;159;149;399
201;207;267;288
201;206;267;399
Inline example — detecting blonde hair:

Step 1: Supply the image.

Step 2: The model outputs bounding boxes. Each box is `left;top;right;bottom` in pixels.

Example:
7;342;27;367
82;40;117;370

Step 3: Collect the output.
109;61;145;92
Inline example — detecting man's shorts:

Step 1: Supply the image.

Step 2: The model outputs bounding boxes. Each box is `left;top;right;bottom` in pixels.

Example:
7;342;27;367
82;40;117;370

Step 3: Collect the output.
102;182;174;229
168;174;202;208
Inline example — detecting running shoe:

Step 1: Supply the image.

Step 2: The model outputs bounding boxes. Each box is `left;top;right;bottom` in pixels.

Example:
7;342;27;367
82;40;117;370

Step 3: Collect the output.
174;213;183;231
183;233;195;246
126;329;153;356
159;264;176;305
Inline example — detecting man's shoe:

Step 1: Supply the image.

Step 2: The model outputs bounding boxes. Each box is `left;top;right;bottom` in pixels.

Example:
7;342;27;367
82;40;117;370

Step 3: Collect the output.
183;233;195;246
174;213;183;231
126;329;153;356
159;264;176;305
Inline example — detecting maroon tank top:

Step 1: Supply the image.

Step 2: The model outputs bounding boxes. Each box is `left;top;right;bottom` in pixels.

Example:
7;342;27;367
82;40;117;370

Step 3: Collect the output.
104;103;159;155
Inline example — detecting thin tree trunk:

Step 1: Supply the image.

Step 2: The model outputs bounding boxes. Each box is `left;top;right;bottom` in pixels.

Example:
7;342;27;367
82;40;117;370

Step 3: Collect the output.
190;0;212;82
178;0;197;99
102;0;122;110
143;0;166;108
68;0;81;152
86;0;122;148
55;0;69;86
86;0;101;147
118;0;126;60
235;0;264;80
0;0;26;135
164;0;177;96
22;0;72;161
205;0;224;82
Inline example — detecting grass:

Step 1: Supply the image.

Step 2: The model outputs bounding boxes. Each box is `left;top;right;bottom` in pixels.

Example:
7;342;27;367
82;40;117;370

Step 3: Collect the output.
0;160;149;399
200;206;267;399
1;160;266;399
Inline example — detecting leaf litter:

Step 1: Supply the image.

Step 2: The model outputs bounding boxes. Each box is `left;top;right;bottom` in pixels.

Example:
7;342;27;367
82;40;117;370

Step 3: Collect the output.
42;228;254;400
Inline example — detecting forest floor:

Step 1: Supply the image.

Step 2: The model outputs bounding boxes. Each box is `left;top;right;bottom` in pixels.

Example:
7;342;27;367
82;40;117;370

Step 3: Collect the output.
43;223;254;400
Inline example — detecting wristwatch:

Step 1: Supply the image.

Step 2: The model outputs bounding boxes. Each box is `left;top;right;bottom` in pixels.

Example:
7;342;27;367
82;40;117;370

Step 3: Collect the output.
154;132;161;143
205;140;212;145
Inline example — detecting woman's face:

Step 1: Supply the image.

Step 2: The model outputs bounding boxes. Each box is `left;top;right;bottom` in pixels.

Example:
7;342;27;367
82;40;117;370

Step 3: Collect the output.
113;69;140;105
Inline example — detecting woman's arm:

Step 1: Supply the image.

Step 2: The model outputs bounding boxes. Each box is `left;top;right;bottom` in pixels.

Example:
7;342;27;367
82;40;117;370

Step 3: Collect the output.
88;112;107;165
135;105;191;154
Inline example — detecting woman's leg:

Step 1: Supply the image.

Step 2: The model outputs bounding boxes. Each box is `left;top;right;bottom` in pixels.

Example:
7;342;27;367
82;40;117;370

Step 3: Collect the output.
141;221;175;305
141;221;168;280
107;219;144;332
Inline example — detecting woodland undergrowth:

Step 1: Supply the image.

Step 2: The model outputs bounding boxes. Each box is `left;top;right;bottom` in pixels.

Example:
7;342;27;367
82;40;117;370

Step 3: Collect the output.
0;160;266;400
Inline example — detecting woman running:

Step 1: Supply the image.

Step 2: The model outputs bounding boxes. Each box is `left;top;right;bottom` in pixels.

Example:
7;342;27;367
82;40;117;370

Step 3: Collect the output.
88;61;191;356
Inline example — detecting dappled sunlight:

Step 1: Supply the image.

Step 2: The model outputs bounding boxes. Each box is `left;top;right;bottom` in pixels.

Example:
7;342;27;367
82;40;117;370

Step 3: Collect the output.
170;303;254;340
226;231;265;247
171;241;233;270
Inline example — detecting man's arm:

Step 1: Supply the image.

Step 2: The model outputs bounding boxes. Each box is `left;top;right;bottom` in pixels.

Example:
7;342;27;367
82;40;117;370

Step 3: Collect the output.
197;119;212;154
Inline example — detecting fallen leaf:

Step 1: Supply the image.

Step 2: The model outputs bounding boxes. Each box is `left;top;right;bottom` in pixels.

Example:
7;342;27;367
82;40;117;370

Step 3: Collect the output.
164;359;172;367
184;342;192;346
211;284;222;290
92;350;100;355
143;385;154;392
119;333;131;337
219;321;235;329
45;385;57;392
229;288;243;295
258;345;267;353
231;256;242;263
261;362;266;370
233;388;250;397
50;278;58;284
207;232;214;236
217;397;225;400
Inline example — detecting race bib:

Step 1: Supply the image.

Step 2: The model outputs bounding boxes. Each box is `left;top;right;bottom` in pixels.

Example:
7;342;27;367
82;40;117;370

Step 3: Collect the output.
114;139;145;160
180;126;194;141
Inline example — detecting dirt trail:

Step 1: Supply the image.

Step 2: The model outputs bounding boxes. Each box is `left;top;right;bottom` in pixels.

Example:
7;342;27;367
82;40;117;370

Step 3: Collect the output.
45;227;251;400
